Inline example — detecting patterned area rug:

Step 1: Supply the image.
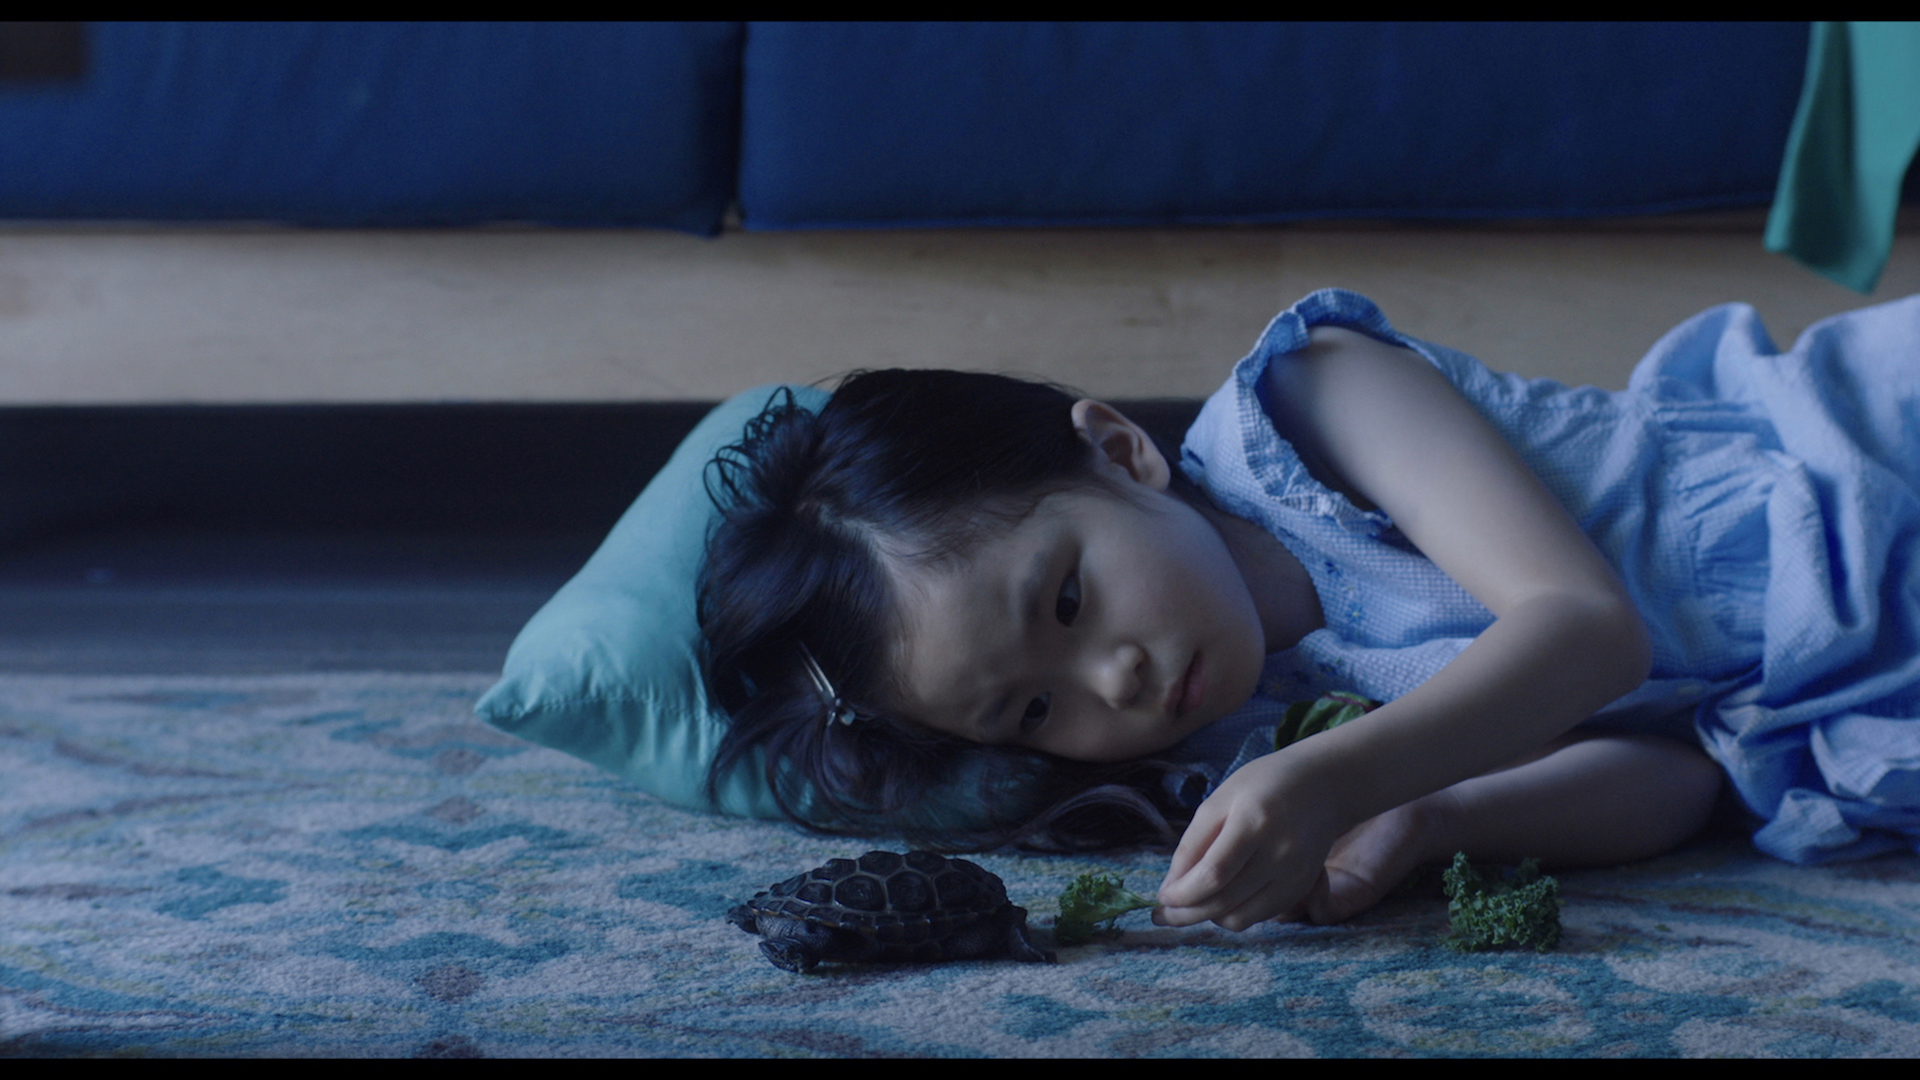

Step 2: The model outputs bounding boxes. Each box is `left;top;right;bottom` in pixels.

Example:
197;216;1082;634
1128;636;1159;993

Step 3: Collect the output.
3;673;1918;1058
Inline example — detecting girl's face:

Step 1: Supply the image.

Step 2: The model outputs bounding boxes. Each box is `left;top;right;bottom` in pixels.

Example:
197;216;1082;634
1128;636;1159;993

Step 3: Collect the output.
882;402;1270;762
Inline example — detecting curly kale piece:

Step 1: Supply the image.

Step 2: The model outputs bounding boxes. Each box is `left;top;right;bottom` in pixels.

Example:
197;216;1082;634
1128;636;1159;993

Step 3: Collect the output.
1274;692;1379;750
1054;872;1158;946
1441;852;1562;952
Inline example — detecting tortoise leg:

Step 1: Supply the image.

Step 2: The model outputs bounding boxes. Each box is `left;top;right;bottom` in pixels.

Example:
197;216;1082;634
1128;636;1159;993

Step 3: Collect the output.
755;919;838;973
1003;909;1057;964
760;939;820;974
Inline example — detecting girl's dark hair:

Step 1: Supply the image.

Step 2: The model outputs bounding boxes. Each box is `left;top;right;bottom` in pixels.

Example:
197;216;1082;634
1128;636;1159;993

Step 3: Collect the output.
697;369;1204;852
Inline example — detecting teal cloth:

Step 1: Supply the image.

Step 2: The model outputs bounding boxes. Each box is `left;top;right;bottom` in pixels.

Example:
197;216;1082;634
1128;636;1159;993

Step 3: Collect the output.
1766;21;1920;294
476;384;1047;837
477;387;827;820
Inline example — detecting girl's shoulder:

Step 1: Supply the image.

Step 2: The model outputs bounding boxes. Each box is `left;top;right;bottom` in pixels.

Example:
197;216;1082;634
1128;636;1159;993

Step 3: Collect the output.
1182;290;1626;509
1175;290;1405;538
1181;290;1436;530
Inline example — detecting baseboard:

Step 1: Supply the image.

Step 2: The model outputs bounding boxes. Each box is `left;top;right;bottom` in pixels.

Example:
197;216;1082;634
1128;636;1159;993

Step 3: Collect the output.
0;399;1204;547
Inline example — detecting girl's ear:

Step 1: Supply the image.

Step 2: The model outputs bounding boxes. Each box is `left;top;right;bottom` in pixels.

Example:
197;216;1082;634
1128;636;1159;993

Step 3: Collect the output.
1070;399;1170;491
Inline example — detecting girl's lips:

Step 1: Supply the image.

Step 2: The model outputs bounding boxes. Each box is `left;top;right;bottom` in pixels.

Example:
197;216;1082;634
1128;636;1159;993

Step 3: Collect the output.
1167;653;1204;720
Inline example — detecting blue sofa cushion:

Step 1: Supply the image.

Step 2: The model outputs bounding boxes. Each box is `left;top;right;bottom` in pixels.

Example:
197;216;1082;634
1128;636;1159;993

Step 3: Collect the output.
739;22;1810;230
0;22;741;233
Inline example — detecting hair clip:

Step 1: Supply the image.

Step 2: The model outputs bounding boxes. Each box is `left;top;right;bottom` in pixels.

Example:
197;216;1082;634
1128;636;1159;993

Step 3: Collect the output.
798;641;859;727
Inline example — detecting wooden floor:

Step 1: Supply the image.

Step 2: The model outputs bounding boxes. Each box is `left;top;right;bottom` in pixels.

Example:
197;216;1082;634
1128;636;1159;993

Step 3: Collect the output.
2;212;1915;405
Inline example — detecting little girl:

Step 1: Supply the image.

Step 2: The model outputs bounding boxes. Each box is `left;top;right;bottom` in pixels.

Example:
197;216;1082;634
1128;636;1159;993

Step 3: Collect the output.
697;288;1920;931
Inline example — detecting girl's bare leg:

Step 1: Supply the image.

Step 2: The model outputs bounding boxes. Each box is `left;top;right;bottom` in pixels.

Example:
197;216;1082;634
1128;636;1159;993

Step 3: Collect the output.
1299;732;1723;925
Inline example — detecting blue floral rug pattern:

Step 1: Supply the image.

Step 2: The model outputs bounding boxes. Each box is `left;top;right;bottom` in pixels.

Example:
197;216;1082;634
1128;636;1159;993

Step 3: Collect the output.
3;673;1918;1057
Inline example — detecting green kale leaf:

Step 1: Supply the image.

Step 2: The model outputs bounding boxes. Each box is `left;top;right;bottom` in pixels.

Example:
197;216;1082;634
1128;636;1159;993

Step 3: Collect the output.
1054;872;1157;946
1274;692;1380;750
1441;852;1562;952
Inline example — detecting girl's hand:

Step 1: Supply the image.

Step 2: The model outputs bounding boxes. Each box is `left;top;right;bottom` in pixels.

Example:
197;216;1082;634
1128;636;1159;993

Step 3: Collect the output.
1153;749;1343;930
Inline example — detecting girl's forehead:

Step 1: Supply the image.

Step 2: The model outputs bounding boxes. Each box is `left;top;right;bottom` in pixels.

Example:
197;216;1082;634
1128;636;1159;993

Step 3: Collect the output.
878;498;1080;715
884;503;1056;625
878;487;1075;572
885;488;1093;589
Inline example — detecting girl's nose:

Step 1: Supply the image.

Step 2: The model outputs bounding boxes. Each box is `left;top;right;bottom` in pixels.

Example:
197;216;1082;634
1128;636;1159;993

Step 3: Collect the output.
1089;642;1147;709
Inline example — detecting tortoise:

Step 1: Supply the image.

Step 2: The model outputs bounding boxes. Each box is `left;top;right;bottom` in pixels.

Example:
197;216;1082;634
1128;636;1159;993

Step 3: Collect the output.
727;850;1057;973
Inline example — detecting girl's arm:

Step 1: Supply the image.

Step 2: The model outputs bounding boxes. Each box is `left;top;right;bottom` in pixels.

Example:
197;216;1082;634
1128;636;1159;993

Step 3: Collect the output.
1156;326;1654;930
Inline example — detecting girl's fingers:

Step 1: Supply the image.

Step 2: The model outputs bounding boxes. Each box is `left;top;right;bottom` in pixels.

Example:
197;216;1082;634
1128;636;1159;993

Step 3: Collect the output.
1213;869;1323;932
1159;805;1238;910
1160;828;1295;926
1158;756;1336;928
1163;805;1224;885
1297;868;1335;925
1158;812;1260;912
1158;827;1331;930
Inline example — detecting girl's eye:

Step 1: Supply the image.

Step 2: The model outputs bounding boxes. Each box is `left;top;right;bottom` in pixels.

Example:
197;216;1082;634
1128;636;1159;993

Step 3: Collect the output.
1020;693;1050;734
1055;570;1081;626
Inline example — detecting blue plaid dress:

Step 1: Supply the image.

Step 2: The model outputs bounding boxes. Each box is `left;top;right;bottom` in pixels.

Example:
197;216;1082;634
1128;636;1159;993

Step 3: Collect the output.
1174;288;1920;864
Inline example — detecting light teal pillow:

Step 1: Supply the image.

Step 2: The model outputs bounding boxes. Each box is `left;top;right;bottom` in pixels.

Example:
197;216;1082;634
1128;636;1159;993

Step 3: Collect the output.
476;385;827;819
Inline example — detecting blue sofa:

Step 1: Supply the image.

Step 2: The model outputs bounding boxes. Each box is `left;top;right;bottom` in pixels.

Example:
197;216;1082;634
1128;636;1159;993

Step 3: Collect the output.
0;22;1816;234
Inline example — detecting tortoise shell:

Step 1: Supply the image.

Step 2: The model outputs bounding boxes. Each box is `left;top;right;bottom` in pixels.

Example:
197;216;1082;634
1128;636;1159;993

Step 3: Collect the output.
727;850;1056;973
